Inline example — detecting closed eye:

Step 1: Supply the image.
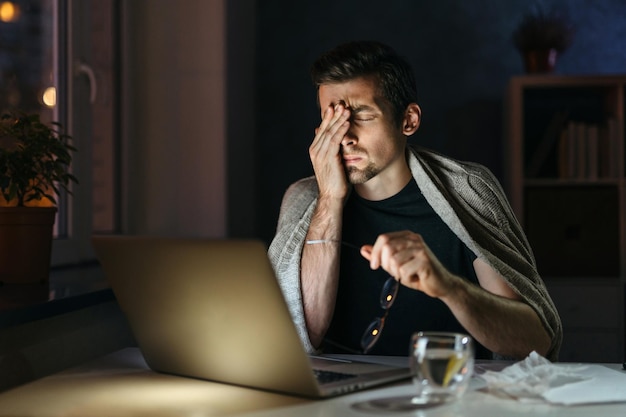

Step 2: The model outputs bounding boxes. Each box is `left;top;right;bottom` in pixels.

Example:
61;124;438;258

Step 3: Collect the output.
349;105;378;123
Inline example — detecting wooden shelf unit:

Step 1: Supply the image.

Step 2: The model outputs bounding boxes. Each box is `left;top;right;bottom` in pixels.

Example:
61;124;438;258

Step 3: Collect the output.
505;74;626;362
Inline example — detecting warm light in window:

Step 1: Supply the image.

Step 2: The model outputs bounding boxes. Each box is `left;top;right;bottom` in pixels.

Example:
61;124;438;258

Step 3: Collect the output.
42;86;56;107
0;1;19;22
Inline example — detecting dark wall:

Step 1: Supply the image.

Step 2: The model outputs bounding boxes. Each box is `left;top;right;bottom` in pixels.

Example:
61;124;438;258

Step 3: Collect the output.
253;0;626;244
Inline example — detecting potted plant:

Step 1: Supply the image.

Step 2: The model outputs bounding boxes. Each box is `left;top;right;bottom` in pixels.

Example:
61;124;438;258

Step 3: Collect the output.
512;5;575;73
0;111;78;284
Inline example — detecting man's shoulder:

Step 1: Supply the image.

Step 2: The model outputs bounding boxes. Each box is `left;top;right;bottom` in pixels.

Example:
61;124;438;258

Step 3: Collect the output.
286;176;318;194
407;144;508;210
408;144;497;182
283;176;318;203
409;144;484;168
289;175;317;188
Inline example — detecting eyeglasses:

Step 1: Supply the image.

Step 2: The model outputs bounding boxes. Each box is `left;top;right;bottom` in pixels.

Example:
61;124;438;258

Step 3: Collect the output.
305;239;400;354
360;274;399;353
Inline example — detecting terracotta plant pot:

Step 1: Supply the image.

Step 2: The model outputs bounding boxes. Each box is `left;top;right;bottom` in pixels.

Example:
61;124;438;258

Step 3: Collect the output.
522;49;558;73
0;207;56;284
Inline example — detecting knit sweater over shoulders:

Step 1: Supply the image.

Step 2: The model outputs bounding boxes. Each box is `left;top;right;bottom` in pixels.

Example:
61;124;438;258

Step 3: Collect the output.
268;144;563;360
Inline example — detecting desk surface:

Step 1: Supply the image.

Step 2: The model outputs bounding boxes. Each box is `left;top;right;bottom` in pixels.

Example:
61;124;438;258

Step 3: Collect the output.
0;348;625;417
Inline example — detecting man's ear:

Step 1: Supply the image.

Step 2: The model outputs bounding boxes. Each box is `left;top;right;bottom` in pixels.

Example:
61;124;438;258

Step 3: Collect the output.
402;103;421;135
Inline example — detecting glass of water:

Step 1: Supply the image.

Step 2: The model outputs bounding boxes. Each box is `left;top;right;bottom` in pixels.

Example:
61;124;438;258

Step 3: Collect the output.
409;332;474;404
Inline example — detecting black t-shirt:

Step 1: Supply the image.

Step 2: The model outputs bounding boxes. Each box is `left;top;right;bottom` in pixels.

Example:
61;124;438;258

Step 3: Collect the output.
324;178;491;358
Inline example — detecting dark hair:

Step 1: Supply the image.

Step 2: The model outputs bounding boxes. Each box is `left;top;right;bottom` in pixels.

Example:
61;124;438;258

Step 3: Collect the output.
311;41;417;126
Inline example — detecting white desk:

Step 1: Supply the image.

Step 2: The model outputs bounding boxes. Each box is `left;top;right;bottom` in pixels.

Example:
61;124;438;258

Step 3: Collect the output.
0;348;624;417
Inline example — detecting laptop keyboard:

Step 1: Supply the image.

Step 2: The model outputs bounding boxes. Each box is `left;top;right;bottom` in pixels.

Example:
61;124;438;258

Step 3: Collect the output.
313;369;358;384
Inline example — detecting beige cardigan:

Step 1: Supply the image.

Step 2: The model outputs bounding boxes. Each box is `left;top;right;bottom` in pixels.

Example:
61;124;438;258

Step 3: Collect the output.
268;144;562;360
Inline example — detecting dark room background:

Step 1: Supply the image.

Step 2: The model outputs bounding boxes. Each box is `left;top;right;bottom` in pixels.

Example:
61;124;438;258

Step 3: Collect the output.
251;0;626;244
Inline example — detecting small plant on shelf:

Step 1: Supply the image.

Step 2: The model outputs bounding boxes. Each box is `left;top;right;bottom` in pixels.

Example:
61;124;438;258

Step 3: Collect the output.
0;111;78;207
0;111;78;284
512;5;575;73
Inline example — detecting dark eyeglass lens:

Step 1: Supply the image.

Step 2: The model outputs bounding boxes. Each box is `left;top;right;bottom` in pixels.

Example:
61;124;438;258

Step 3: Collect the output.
361;317;384;352
362;276;397;353
380;277;399;308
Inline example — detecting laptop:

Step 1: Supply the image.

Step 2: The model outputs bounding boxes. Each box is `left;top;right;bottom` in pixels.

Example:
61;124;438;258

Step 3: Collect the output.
92;236;410;398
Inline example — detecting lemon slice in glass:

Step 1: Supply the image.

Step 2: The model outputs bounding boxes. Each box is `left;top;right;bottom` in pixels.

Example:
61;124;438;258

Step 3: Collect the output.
443;353;467;387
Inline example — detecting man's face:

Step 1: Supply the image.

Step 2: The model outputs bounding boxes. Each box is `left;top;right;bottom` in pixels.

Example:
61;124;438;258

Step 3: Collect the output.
318;76;407;186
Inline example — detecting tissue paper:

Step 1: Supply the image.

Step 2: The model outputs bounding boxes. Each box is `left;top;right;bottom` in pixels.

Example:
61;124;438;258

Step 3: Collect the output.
479;351;626;405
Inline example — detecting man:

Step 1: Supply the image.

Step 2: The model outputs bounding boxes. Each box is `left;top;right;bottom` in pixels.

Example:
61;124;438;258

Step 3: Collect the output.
268;41;562;360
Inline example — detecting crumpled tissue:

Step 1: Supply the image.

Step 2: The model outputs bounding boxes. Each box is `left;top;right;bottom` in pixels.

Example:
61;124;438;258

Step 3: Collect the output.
479;351;626;405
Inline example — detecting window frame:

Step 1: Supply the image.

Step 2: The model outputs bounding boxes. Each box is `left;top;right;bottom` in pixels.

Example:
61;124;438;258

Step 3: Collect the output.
51;0;120;267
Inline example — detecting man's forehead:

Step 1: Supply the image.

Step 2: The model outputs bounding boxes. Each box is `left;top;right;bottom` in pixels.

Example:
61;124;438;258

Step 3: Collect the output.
318;79;380;108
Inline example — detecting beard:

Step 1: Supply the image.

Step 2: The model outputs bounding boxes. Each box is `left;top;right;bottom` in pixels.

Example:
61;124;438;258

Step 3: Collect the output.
345;162;380;184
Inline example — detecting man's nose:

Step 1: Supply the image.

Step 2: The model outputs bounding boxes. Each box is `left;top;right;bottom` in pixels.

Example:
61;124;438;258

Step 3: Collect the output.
341;130;357;146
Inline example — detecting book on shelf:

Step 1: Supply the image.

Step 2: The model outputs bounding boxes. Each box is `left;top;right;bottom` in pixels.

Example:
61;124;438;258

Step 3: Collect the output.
606;117;620;178
575;122;587;180
586;124;599;180
557;118;620;180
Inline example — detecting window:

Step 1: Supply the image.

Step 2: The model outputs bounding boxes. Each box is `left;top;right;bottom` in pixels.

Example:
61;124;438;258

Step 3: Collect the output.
0;0;120;267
